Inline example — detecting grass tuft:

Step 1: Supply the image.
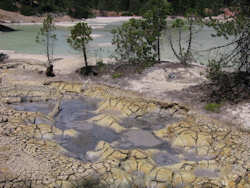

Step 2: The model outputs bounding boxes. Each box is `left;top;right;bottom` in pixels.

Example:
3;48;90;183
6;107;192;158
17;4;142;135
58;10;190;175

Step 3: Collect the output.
204;103;222;113
112;73;123;79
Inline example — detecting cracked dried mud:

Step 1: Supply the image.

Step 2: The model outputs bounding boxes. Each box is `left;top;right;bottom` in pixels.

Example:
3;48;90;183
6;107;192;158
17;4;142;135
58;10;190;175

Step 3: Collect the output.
0;68;249;188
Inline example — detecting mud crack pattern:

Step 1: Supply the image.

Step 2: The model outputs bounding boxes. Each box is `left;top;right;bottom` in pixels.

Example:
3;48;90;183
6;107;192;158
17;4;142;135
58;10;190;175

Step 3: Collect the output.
0;82;249;188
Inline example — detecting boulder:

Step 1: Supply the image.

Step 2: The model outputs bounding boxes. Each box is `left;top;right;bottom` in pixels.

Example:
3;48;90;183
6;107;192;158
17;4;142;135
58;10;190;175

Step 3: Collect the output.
0;53;8;62
0;24;16;32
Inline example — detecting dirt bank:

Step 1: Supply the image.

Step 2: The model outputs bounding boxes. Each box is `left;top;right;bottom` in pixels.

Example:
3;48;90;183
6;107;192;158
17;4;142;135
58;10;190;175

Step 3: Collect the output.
0;9;139;25
0;9;77;24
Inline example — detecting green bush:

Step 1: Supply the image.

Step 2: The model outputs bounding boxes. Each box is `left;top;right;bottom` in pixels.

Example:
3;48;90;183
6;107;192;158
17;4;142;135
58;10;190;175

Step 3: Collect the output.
97;60;105;67
96;60;106;72
112;73;123;79
0;53;8;62
204;103;222;113
206;59;223;82
112;18;157;65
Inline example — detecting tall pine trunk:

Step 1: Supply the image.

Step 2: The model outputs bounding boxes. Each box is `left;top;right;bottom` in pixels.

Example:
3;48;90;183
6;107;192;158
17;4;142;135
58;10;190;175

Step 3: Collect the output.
46;31;55;77
82;45;90;75
157;35;160;62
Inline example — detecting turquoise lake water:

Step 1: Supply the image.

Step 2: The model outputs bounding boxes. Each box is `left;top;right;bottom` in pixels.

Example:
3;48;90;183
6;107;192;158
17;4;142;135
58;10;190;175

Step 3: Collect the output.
0;21;232;63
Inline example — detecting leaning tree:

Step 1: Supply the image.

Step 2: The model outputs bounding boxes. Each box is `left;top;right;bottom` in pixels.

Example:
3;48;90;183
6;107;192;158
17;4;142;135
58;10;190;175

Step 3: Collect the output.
203;0;249;102
206;0;249;72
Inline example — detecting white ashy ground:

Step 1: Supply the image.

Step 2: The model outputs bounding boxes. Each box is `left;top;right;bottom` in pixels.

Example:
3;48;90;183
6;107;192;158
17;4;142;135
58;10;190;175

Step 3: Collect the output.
94;63;250;131
57;16;140;29
1;51;112;74
7;16;139;28
125;65;207;93
228;103;250;130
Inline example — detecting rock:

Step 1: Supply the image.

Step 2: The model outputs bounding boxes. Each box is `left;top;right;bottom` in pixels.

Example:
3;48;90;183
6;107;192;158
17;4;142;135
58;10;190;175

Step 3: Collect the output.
137;159;155;174
0;24;16;32
45;81;83;93
172;131;196;147
86;150;102;162
2;97;21;104
63;129;79;137
130;149;148;159
48;181;75;188
0;116;8;123
0;20;11;24
108;168;132;186
168;72;176;80
179;171;196;184
88;114;126;133
0;53;8;62
149;167;173;182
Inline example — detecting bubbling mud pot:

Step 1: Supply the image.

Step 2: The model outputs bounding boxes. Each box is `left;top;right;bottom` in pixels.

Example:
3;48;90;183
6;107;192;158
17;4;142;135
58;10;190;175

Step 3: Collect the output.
0;82;249;188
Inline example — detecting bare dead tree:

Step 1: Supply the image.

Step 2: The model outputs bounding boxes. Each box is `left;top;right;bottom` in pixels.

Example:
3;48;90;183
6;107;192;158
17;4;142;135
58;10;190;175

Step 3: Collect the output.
167;16;195;65
237;23;250;72
201;21;250;103
198;22;249;72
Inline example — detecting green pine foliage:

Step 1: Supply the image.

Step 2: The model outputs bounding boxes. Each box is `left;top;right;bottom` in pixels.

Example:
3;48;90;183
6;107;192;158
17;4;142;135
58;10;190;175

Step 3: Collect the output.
0;0;17;11
67;22;93;74
0;0;236;18
111;0;170;64
111;18;158;64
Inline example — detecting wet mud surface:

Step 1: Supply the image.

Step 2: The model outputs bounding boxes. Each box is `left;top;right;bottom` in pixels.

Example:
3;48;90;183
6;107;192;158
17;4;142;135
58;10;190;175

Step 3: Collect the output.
11;97;182;165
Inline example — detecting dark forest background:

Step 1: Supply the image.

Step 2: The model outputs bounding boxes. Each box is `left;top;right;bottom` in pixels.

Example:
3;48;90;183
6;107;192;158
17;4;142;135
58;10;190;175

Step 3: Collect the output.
0;0;237;18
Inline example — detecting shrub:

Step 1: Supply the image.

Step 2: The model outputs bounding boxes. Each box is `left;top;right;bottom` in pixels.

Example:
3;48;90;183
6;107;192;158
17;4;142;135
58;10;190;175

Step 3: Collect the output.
97;60;104;67
206;59;223;82
112;73;123;79
112;18;157;65
204;103;222;112
0;53;8;62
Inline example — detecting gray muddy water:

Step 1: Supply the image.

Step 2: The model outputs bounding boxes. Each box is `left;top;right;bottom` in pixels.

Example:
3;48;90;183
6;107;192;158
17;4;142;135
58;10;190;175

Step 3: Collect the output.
11;97;212;165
